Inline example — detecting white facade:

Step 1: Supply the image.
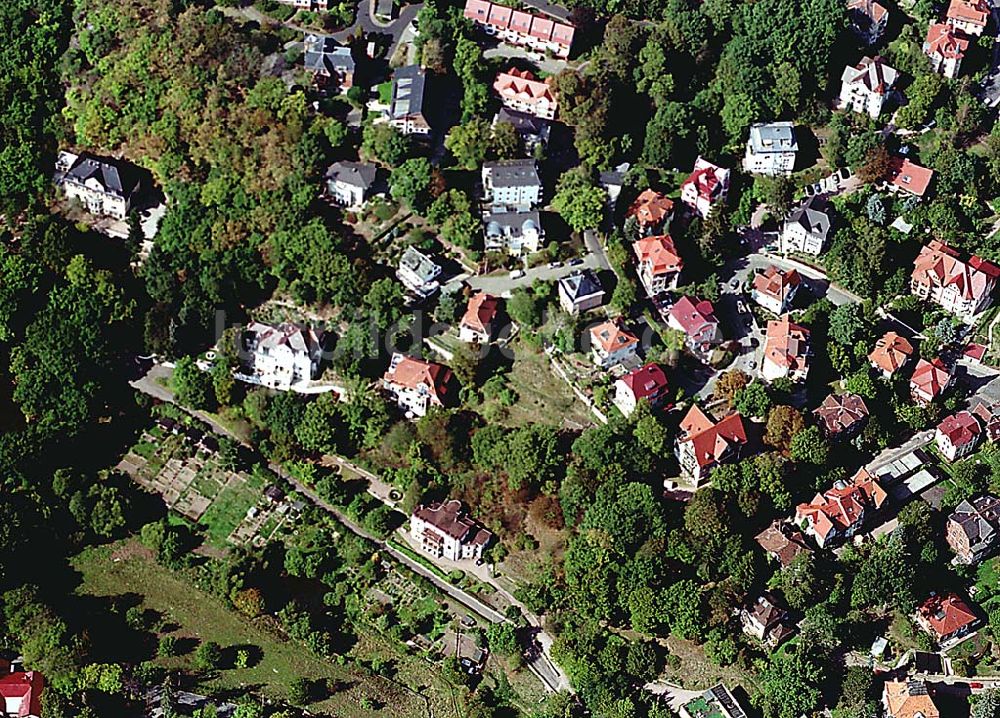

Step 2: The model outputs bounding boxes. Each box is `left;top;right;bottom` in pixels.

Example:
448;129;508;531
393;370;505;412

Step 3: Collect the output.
242;322;323;391
58;151;139;220
838;57;898;120
397;247;442;297
779;201;831;256
410;500;490;561
744;122;797;176
482;160;542;210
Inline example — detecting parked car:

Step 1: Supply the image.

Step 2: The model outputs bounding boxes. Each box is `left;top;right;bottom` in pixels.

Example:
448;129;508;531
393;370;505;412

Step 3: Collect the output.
509;269;525;279
547;261;561;268
568;258;584;266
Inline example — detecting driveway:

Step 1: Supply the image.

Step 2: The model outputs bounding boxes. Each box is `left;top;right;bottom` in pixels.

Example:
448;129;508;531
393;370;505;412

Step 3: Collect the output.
445;254;604;296
484;44;568;75
333;0;422;51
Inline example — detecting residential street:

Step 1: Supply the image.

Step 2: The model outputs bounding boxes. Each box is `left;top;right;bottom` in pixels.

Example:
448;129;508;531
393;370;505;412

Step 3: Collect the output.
129;364;571;694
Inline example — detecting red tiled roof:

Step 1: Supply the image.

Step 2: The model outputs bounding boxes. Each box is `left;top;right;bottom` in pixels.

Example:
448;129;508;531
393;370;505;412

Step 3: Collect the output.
918;592;978;639
590;321;639;354
681;157;728;203
668;296;718;336
912;239;999;302
619;363;668;401
869;331;914;375
848;0;888;24
493;68;557;110
634;234;682;277
947;0;989;27
964;342;987;362
911;357;952;400
461;292;499;333
678;404;747;469
925;22;970;61
796;469;887;540
509;9;533;33
466;0;574;48
464;0;490;21
937;410;981;448
888;156;934;197
384;355;453;403
0;671;43;718
814;392;869;436
763;316;810;370
529;15;554;40
753;265;801;302
628;189;674;227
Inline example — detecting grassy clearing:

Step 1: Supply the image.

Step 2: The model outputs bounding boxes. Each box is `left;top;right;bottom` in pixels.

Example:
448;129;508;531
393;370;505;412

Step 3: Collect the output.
500;346;594;429
198;470;267;547
72;540;452;717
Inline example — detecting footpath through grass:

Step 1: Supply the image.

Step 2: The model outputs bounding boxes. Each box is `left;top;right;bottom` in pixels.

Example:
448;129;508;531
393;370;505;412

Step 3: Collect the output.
71;541;448;717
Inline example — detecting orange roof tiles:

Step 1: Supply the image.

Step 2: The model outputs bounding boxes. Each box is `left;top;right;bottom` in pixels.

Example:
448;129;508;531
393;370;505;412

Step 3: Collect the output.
869;331;914;375
763;316;810;371
678;404;748;469
628;189;674;228
590;321;639;354
634;234;683;277
461;293;499;333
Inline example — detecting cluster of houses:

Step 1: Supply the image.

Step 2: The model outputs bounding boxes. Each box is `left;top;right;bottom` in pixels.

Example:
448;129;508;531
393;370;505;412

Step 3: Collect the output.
924;0;990;79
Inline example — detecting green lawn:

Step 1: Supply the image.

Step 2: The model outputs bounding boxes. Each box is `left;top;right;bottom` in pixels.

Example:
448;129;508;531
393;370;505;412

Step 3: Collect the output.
197;469;266;547
71;541;448;717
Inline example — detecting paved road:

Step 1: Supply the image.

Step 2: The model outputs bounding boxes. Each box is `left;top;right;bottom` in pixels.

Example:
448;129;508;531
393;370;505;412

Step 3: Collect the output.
130;364;570;693
484;44;568;75
333;0;421;49
445;253;604;296
864;430;936;474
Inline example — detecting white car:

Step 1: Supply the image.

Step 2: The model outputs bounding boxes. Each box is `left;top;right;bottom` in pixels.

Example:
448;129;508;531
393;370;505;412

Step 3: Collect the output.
509;269;526;279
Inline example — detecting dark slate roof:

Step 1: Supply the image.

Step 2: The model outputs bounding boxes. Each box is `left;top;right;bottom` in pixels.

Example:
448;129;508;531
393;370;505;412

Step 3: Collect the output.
483;159;541;188
303;34;354;75
787;196;831;239
495;107;549;136
64;154;140;199
951;494;1000;551
391;65;427;120
558;269;603;301
326;161;377;189
484;209;541;237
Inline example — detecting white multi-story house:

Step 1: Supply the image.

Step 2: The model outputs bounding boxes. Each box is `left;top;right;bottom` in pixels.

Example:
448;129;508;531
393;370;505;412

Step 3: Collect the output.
397;247;442;298
589;321;639;368
56;151;141;220
410;499;492;561
679;157;730;219
277;0;328;10
839;56;898;119
459;293;499;344
674;404;748;487
911;240;1000;320
667;296;723;352
744;122;797;176
779;198;831;256
382;352;453;418
946;0;990;36
613;363;669;417
925;22;969;79
241;322;324;390
751;265;802;315
482;159;542;211
325;161;377;209
936;410;983;462
634;234;683;296
483;210;543;254
761;316;811;383
493;68;557;120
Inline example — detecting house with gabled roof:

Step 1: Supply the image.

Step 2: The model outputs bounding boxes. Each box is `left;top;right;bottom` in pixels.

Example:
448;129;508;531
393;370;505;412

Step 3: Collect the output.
558;269;605;315
762;316;810;382
667;296;722;352
634;234;683;296
0;669;43;718
493;68;557;120
459;293;500;344
463;0;574;57
614;363;669;417
971;399;1000;442
885;157;935;199
795;469;887;547
947;494;1000;564
627;189;674;235
740;592;795;648
751;265;801;315
389;65;431;135
410;499;492;561
493;107;550;152
882;679;940;718
924;22;970;79
911;240;1000;320
756;521;812;567
303;34;354;91
325;161;377;209
483;209;543;254
848;0;889;45
674;404;748;486
744;122;797;176
935;410;982;462
482;159;542;211
814;392;869;441
57;150;141;220
241;322;324;391
910;357;953;404
779;197;831;256
382;352;454;418
839;56;898;119
589;320;639;368
869;331;915;378
915;592;981;647
946;0;990;36
680;157;730;219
